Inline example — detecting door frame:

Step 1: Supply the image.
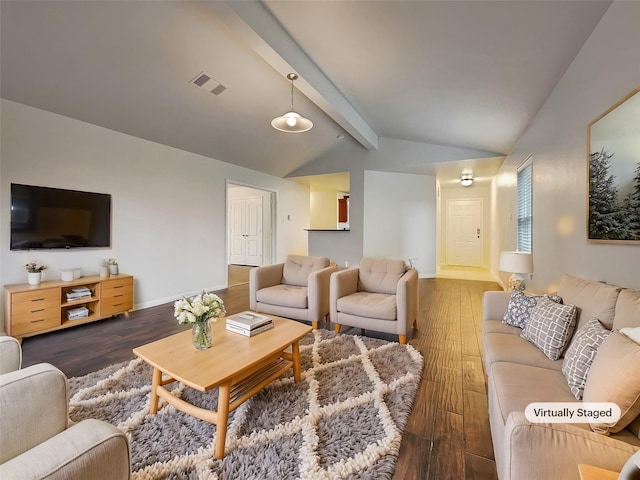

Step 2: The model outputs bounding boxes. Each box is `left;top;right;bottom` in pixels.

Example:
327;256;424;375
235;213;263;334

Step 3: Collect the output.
226;180;277;283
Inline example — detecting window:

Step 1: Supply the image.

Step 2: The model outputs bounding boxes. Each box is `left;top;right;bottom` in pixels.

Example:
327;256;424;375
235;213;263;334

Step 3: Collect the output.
517;156;533;252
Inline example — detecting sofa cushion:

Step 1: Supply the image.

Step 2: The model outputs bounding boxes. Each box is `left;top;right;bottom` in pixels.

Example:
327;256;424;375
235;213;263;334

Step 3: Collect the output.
613;289;640;331
583;331;640;434
483;332;563;371
520;297;577;361
357;257;406;295
336;291;397;320
256;284;308;309
503;289;563;328
282;255;330;287
483;319;522;336
557;274;621;331
490;362;579;426
561;318;611;400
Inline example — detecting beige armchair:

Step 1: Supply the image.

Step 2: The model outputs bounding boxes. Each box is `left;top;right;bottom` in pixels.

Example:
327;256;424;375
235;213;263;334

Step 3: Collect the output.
330;257;418;344
249;255;338;329
0;336;131;480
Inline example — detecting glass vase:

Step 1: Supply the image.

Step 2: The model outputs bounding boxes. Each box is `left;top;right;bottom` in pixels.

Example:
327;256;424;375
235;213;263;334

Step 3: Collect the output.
192;320;212;350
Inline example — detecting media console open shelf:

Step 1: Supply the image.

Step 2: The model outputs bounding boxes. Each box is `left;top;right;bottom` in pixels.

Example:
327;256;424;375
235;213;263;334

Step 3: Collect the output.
3;274;133;342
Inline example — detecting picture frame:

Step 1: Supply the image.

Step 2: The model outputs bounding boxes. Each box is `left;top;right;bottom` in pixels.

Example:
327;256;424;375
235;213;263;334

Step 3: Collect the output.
587;88;640;244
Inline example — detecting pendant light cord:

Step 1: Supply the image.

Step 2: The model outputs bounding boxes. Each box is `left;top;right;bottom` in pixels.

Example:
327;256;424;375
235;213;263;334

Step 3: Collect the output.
290;78;294;111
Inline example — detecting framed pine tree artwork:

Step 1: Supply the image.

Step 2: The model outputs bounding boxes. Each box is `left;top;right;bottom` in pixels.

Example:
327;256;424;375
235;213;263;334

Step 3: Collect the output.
588;88;640;243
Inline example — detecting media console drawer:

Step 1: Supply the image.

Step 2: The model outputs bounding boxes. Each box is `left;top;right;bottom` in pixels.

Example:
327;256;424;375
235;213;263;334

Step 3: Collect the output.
102;277;134;297
13;312;60;336
3;274;134;341
101;292;133;316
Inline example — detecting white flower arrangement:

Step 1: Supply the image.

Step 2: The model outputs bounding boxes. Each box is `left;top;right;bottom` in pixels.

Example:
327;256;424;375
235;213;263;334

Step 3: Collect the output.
174;291;226;325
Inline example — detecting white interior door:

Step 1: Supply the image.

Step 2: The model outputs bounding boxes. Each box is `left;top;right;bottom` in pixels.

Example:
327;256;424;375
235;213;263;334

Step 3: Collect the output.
446;199;483;267
229;197;263;266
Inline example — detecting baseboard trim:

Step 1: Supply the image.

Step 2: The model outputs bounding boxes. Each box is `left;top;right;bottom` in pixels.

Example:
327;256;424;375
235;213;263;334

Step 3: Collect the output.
132;283;227;311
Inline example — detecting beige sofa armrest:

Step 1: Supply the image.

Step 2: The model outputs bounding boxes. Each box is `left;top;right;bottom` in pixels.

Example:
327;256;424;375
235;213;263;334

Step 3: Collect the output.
397;269;419;335
330;268;359;319
249;263;284;310
0;336;22;374
502;411;639;480
0;419;131;480
0;363;69;463
308;264;339;321
482;290;511;322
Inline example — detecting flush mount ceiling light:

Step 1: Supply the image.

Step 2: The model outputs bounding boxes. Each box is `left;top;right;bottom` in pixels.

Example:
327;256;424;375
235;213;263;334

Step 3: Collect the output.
460;172;474;187
271;73;313;133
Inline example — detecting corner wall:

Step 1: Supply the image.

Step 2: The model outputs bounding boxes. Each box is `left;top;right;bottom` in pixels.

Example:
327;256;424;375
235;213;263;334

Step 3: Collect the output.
493;1;640;292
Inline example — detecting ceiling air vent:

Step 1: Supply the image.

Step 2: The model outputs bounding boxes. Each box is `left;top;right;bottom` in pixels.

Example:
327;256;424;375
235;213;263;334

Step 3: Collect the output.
190;71;227;96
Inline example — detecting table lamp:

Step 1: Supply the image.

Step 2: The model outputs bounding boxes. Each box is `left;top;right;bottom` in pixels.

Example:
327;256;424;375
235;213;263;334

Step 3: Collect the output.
499;251;533;291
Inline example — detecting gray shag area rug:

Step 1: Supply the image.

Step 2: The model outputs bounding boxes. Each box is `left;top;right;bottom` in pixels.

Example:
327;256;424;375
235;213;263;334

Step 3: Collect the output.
69;330;423;480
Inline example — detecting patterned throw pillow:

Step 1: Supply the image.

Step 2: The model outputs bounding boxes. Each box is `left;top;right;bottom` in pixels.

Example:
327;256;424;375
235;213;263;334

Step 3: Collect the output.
520;297;577;360
562;318;611;399
503;289;563;329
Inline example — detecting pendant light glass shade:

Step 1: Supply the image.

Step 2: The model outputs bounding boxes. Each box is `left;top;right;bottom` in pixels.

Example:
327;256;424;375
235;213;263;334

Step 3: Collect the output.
271;111;313;132
272;73;313;133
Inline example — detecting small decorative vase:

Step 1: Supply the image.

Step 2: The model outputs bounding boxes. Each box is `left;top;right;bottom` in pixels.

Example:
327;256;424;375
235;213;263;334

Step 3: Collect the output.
100;265;110;278
28;272;42;286
110;264;119;275
192;320;212;350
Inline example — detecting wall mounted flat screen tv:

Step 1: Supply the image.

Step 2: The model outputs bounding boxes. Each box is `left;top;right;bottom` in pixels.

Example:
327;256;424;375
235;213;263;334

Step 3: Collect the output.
10;183;111;250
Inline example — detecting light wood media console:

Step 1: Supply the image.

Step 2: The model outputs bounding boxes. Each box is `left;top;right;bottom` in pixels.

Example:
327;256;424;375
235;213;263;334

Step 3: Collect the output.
3;274;133;341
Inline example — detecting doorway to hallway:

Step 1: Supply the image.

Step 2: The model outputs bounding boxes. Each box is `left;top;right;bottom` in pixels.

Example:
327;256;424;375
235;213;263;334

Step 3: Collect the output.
227;183;276;287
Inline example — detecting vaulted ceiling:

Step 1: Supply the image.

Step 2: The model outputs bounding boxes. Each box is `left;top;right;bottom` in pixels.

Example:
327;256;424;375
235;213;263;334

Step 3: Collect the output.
1;0;612;184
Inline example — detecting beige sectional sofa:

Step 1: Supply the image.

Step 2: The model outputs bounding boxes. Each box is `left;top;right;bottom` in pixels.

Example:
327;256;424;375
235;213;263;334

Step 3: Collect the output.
482;274;640;480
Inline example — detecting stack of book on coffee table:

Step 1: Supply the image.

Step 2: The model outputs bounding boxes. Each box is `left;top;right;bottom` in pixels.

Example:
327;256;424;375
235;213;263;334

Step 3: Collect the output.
226;311;274;337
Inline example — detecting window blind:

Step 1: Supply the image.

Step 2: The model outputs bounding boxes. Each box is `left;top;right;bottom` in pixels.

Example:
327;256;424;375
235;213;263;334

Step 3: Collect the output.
517;159;533;252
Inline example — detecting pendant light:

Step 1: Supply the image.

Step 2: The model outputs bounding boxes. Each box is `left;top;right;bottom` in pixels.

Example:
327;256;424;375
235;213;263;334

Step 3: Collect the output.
271;73;313;133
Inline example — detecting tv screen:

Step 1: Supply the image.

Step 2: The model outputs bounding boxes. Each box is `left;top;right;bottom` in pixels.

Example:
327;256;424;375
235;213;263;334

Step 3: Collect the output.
10;184;111;250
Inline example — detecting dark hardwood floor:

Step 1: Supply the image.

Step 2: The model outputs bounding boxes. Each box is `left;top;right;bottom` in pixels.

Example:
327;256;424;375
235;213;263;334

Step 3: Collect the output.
20;277;501;479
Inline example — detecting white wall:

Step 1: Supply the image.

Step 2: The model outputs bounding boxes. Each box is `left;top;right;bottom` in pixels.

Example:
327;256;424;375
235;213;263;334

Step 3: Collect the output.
1;100;310;320
492;1;640;292
363;171;437;276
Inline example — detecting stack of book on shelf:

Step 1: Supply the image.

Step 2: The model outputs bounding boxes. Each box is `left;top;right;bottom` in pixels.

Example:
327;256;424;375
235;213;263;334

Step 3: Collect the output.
66;306;89;320
66;287;92;302
226;311;274;337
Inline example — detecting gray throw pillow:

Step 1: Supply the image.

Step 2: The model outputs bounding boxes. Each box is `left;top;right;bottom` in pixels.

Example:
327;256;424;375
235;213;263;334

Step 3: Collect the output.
562;318;611;400
503;289;563;329
520;297;577;361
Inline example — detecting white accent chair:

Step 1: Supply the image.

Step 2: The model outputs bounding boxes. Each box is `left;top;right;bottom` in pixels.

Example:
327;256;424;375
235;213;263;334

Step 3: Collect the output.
249;255;338;329
330;257;419;344
0;336;131;480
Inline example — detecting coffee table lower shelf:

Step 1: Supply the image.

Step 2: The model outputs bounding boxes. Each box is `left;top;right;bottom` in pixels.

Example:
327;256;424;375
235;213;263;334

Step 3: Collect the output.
133;318;312;460
150;356;294;459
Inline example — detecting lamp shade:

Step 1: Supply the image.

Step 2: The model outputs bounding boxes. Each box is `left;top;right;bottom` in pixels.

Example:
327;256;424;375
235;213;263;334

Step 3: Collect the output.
271;111;313;133
499;251;533;274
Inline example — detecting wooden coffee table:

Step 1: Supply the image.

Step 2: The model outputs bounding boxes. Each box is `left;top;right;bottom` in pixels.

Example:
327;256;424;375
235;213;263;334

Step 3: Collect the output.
133;315;311;459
